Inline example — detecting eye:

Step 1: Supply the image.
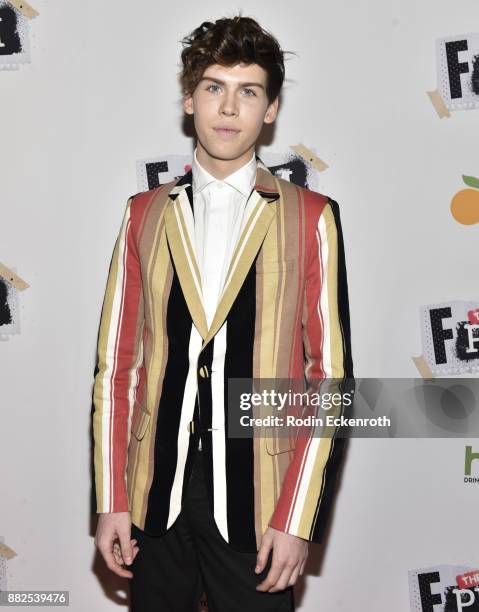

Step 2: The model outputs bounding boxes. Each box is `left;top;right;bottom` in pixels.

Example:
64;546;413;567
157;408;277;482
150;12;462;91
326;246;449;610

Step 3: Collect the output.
205;83;257;97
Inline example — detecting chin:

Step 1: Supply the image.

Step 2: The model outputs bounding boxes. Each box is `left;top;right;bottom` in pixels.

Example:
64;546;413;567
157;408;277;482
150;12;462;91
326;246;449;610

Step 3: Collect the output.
203;141;243;160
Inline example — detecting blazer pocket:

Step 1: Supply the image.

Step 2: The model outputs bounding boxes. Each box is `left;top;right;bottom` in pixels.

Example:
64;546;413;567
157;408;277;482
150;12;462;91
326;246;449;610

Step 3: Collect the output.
255;259;295;274
131;407;151;441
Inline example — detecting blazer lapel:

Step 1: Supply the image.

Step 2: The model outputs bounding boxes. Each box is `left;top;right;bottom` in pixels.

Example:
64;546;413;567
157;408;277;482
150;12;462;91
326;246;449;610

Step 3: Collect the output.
202;174;279;348
164;171;209;340
164;157;280;348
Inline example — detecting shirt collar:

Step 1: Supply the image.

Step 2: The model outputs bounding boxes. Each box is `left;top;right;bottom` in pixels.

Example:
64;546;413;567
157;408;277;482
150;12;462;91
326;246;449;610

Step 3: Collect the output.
191;146;257;198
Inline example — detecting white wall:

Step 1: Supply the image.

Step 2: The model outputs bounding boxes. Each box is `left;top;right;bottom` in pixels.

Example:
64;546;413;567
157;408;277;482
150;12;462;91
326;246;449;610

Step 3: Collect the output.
1;0;477;609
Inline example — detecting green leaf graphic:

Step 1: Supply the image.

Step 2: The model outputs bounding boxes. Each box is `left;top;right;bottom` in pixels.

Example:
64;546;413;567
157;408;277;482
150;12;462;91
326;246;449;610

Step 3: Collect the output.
462;174;479;190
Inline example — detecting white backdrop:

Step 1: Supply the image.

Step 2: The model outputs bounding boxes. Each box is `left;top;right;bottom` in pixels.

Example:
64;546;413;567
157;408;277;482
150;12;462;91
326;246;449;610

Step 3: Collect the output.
1;0;478;610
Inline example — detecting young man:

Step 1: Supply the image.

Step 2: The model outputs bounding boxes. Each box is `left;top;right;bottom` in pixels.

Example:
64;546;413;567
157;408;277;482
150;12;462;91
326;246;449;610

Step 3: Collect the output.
92;14;353;612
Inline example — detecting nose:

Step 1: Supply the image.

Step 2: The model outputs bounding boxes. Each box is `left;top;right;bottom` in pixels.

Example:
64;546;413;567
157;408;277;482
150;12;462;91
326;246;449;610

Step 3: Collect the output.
219;91;238;116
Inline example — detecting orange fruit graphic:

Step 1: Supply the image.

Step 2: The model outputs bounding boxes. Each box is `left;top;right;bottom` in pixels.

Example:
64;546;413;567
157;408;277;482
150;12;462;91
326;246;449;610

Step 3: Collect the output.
451;175;479;225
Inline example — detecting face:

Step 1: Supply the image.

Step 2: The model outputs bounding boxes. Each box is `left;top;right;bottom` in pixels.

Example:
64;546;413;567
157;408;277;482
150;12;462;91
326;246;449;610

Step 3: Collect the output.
183;62;279;165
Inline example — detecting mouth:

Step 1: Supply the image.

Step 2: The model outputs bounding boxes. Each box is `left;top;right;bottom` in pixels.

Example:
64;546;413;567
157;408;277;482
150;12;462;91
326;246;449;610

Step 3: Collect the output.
213;127;241;136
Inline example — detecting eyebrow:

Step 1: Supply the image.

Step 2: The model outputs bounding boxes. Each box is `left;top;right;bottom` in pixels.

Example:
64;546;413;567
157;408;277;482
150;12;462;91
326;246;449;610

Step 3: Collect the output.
198;76;265;90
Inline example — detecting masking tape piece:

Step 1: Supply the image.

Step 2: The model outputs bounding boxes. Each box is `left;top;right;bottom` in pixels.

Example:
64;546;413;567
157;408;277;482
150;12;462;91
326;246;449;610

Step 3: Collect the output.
0;543;17;560
411;355;435;379
426;89;451;119
290;144;329;172
8;0;39;18
0;263;30;290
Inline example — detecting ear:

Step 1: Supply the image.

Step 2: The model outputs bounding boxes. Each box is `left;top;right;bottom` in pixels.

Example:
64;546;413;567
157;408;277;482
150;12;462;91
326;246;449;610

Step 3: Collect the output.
183;94;194;115
263;96;279;124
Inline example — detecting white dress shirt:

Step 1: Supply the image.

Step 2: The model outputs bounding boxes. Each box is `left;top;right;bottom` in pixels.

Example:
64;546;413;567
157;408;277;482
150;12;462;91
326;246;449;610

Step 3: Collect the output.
191;146;257;328
191;146;257;449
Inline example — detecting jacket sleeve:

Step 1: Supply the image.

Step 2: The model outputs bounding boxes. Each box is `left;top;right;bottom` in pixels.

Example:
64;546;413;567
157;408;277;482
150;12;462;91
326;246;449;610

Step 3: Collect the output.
268;197;354;543
92;195;145;513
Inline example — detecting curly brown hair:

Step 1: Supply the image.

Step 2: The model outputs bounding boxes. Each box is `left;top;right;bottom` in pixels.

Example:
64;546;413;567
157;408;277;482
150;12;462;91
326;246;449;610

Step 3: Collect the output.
178;13;295;105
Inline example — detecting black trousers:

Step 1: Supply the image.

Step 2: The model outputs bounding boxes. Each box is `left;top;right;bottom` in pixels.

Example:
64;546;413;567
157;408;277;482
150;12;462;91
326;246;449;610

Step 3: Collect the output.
129;445;295;612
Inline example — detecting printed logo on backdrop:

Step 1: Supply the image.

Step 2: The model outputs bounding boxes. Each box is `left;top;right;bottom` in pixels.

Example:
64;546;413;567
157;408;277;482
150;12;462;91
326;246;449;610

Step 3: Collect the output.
427;32;479;117
135;146;325;193
413;301;479;377
0;1;38;71
409;565;479;611
0;265;29;341
450;174;479;227
464;445;479;485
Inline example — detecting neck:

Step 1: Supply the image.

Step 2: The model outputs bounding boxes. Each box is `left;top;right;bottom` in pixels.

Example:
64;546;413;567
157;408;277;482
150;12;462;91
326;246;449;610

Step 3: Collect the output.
195;141;255;180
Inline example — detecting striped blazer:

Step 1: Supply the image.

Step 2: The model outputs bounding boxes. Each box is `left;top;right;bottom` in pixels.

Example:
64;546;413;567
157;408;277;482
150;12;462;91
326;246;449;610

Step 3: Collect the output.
92;155;354;553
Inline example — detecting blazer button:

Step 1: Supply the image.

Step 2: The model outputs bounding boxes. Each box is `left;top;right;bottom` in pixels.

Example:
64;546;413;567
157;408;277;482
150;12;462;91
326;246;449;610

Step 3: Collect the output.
198;365;209;378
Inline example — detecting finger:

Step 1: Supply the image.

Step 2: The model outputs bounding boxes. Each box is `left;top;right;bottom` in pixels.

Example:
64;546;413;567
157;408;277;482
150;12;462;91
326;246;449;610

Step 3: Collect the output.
287;563;301;587
99;541;134;579
130;543;139;560
268;564;295;592
119;530;133;565
299;557;307;576
112;545;123;566
256;559;284;591
255;541;272;574
113;541;139;569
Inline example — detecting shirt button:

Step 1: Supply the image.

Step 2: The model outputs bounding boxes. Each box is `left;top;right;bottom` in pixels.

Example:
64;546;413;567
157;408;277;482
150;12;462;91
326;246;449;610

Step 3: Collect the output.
199;365;210;378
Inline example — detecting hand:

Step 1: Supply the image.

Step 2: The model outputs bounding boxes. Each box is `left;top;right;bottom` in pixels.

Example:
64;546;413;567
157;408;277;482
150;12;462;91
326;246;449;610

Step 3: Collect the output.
255;526;308;592
95;512;140;578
